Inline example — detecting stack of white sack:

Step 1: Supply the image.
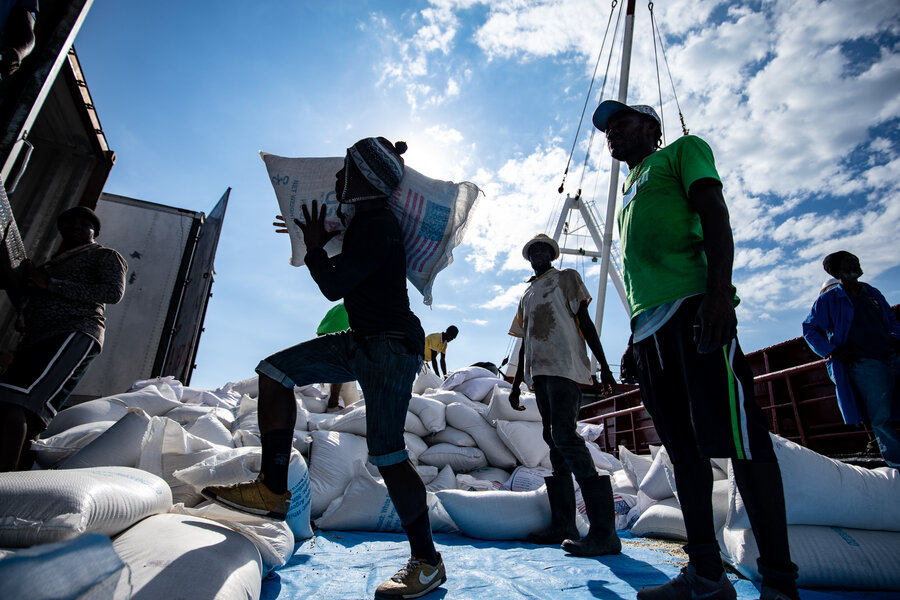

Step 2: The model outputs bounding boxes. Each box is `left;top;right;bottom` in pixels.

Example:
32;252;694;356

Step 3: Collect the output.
305;367;643;540
620;433;900;592
722;434;900;590
0;376;315;600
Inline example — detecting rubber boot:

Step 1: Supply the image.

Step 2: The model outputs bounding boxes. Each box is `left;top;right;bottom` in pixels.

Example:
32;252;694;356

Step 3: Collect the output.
528;474;579;544
561;474;621;556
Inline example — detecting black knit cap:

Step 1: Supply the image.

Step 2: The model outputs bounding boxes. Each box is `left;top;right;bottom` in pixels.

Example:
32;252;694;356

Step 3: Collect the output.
57;206;101;237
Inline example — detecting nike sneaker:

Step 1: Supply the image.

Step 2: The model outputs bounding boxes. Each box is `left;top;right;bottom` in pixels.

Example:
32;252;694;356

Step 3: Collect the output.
374;553;447;599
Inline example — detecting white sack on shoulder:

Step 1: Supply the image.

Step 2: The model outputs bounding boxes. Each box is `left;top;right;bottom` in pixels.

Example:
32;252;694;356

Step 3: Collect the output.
261;153;479;306
112;513;262;600
0;467;172;548
445;402;517;469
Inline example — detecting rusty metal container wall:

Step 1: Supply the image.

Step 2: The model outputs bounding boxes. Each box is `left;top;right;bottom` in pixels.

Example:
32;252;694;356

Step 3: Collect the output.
580;309;900;458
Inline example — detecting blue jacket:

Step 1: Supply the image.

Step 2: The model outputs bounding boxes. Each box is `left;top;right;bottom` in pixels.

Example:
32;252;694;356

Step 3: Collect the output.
802;282;900;425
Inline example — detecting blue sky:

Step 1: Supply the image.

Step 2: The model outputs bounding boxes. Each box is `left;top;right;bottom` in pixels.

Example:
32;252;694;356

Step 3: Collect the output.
73;1;900;389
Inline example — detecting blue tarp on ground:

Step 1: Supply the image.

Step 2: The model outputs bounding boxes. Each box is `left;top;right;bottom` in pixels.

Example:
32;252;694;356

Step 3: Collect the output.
261;531;893;599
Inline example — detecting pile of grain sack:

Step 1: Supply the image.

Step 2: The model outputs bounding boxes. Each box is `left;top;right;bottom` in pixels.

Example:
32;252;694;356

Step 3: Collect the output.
1;365;898;598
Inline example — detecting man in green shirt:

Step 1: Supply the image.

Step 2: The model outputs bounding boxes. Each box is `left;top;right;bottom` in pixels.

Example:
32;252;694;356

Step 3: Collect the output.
594;100;798;600
316;303;358;410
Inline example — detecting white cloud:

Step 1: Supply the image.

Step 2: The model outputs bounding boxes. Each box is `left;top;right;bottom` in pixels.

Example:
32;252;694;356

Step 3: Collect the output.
480;282;530;310
464;318;489;326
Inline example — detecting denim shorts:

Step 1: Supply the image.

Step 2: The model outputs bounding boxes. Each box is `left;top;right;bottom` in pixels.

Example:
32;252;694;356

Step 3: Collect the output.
256;331;421;467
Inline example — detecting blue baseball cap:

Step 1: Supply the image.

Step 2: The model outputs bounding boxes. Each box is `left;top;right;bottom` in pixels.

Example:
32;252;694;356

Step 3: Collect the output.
592;100;660;132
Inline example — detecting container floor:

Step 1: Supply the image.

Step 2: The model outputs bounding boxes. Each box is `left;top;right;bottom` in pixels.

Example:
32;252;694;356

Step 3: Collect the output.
261;531;891;599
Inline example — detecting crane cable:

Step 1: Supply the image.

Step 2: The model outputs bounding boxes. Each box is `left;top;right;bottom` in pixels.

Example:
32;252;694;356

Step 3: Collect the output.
558;0;620;197
649;2;689;136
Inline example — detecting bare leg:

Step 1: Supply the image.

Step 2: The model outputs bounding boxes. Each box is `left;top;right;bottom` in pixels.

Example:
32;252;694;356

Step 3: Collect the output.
327;383;341;409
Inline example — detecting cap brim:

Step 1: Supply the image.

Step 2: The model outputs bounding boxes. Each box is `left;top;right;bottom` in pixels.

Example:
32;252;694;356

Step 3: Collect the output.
592;100;631;132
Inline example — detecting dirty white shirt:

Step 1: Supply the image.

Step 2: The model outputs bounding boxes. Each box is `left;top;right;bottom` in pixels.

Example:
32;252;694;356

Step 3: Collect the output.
509;267;592;387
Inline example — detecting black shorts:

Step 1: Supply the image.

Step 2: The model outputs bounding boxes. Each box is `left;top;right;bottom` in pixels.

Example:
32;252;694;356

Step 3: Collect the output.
633;296;775;463
0;332;100;431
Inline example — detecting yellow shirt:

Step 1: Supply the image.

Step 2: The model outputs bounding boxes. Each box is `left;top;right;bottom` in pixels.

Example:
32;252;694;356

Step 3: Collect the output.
424;332;448;362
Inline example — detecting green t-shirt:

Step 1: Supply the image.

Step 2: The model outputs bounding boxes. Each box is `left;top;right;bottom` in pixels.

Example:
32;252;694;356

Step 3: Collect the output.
616;135;721;319
316;303;350;335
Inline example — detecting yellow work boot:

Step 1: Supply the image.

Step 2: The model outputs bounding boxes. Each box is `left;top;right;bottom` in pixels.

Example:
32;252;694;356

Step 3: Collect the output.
201;476;291;520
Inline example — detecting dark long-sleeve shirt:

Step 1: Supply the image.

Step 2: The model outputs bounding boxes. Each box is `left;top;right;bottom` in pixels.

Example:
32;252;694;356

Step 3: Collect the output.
22;242;127;348
305;206;424;355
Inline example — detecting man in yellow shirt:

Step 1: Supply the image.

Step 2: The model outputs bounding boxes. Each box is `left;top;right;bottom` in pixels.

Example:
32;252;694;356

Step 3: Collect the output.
424;326;458;378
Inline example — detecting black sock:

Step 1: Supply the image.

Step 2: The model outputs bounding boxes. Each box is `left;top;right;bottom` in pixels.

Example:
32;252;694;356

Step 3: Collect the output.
260;428;294;494
379;460;437;564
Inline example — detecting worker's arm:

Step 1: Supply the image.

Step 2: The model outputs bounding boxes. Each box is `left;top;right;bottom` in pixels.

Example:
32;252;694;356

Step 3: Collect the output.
298;201;381;301
0;8;36;78
430;355;440;376
687;178;737;354
575;301;616;395
508;342;526;411
439;353;447;378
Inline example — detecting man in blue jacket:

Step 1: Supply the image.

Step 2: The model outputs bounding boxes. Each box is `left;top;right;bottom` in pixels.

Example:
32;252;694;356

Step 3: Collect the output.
803;250;900;468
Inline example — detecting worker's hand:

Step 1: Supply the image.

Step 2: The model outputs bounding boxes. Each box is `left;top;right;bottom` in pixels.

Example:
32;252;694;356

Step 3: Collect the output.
0;50;22;78
295;200;339;251
829;345;859;365
598;367;617;396
620;336;637;383
26;259;49;290
272;215;289;234
694;291;737;354
508;386;526;411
